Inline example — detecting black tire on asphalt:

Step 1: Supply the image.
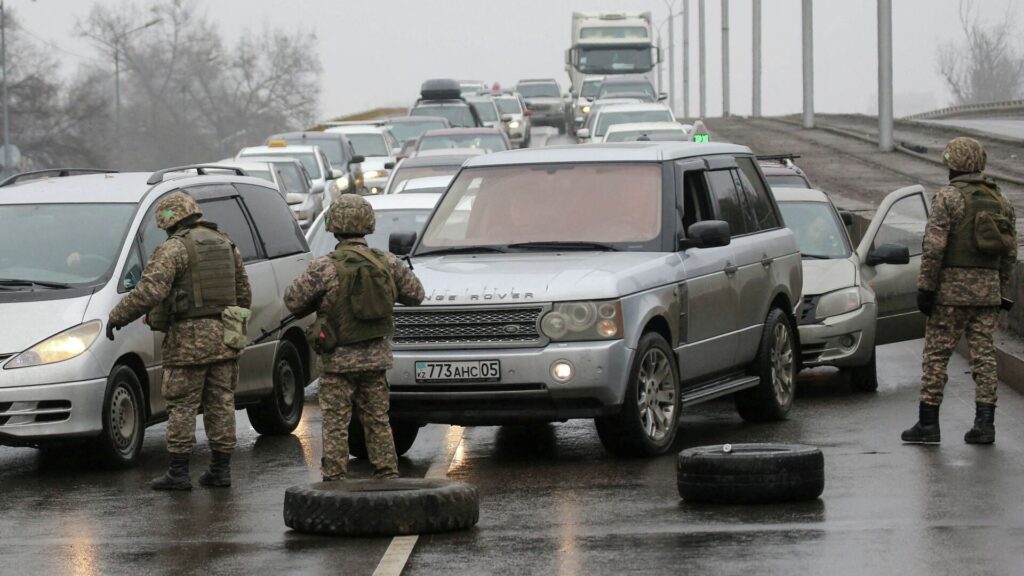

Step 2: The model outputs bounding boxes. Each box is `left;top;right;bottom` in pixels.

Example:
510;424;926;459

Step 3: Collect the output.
283;478;479;536
846;348;879;392
735;307;797;422
248;340;304;435
349;416;420;458
595;332;680;457
677;443;824;504
95;365;146;468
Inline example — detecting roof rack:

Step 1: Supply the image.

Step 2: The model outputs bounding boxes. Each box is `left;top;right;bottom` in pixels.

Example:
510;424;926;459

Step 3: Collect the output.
147;164;248;185
0;168;117;188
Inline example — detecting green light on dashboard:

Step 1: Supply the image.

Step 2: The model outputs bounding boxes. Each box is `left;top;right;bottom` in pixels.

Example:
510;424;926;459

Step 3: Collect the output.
693;134;710;143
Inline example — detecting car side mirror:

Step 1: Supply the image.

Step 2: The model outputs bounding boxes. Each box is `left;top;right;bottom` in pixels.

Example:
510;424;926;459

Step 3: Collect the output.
658;92;668;101
384;162;395;170
349;155;366;165
310;181;325;194
285;192;306;205
681;220;731;250
866;243;910;266
577;128;591;140
389;231;417;256
839;210;854;226
500;114;514;123
330;168;344;180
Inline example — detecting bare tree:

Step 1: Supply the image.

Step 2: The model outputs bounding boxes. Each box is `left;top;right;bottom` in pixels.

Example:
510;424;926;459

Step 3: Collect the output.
938;0;1024;105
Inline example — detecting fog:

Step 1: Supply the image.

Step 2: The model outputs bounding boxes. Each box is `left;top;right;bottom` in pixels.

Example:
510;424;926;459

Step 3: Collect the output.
13;0;1021;120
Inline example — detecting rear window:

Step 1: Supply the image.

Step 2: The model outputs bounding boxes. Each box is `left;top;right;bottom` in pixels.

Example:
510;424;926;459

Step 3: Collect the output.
765;174;811;189
495;98;522;114
412;104;476;128
236;183;307;259
517;83;559;98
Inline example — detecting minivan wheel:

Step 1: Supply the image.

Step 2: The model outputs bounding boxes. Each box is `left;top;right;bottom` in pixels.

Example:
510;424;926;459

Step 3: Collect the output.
95;365;146;468
846;349;879;392
736;307;797;422
349;416;420;459
248;341;304;435
596;332;680;457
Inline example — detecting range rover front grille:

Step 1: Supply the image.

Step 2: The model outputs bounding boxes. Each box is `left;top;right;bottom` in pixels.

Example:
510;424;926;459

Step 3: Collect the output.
393;306;545;347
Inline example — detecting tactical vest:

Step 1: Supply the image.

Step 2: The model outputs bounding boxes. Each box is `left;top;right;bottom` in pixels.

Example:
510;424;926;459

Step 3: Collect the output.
167;224;238;319
326;245;397;346
943;180;1009;270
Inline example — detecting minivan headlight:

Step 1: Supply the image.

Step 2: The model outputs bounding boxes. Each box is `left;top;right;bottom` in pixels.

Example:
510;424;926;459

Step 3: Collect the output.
814;287;862;321
541;300;623;341
5;320;102;369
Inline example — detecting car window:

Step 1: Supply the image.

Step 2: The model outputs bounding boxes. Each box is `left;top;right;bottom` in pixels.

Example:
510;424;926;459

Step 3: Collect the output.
120;243;144;293
470;101;499;122
734;157;780;232
195;197;260;262
517;83;559;98
412;104;475;128
707;170;749;236
236;184;307;259
595;110;673;136
873;192;928;256
764;174;811;189
495;98;522;114
347;134;389;157
676;165;714;231
778;201;851;259
273;162;308;194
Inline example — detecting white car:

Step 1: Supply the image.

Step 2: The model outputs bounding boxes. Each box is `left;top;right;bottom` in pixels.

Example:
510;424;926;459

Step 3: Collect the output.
306;193;442;256
577;103;675;143
324;125;400;195
390;175;454;195
603;122;692;143
773;185;931;391
236;142;341;207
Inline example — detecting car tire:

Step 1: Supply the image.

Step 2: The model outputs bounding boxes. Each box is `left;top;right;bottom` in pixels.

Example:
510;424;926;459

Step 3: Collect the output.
247;341;304;435
595;332;680;457
677;443;824;504
283;478;479;536
846;349;879;392
95;365;146;469
349;416;419;458
735;307;797;422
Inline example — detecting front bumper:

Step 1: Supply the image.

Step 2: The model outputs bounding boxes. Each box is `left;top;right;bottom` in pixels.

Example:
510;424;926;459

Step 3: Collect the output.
529;109;563;126
362;177;388;196
387;339;633;425
797;302;877;368
0;377;106;444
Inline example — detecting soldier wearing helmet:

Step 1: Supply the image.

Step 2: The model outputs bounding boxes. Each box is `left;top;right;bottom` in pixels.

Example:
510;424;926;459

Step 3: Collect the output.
902;137;1017;445
285;195;424;481
108;191;252;490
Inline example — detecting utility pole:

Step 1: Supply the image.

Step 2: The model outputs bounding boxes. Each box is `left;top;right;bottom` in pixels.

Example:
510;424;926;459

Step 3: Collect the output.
657;30;664;94
667;6;676;114
110;18;162;162
752;0;762;117
1;0;10;176
682;0;690;118
877;0;894;151
698;0;706;118
721;0;730;117
802;0;814;128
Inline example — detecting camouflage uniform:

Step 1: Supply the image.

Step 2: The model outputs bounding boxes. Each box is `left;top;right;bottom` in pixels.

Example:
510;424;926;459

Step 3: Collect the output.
284;196;424;480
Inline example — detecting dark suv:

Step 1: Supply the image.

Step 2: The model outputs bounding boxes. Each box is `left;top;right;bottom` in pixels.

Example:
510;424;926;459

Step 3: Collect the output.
410;79;483;128
516;78;567;134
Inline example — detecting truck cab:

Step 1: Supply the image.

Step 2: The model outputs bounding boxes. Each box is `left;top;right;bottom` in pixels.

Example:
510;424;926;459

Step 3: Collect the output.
565;12;662;98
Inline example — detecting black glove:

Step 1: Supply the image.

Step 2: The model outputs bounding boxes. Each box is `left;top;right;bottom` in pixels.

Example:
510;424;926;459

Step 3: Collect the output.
106;321;121;341
917;290;936;317
1001;298;1015;312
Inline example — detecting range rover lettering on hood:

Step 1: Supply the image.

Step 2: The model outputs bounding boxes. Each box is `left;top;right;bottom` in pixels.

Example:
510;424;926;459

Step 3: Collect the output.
426;287;536;302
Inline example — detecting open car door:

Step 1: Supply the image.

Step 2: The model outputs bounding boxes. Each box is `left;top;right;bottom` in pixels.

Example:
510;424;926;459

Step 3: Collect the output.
856;185;930;346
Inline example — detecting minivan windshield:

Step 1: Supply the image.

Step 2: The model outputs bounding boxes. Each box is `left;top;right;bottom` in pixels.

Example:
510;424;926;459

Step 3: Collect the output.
777;201;851;259
417;163;663;253
0;203;135;285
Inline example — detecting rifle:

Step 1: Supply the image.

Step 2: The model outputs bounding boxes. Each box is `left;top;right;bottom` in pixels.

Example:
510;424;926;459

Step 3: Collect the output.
251;313;298;345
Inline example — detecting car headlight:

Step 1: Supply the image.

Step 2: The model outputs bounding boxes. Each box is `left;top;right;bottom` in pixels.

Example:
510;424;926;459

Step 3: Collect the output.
336;177;350;191
363;170;387;180
814;287;862;321
581;105;591;114
507;121;520;129
5;320;102;369
541;300;622;342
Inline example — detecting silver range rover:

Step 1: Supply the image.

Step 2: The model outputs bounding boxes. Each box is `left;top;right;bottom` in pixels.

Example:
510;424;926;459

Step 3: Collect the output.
387;142;803;457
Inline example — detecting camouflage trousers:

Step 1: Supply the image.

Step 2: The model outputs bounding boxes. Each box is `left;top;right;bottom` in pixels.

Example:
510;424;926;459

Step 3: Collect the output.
920;305;999;406
319;370;398;480
162;360;238;454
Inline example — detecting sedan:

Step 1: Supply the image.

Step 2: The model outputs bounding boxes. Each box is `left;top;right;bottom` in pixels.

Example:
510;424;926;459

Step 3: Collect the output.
306;193;442;255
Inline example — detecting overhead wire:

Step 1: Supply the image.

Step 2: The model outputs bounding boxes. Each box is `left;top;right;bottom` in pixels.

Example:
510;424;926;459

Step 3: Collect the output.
12;21;106;65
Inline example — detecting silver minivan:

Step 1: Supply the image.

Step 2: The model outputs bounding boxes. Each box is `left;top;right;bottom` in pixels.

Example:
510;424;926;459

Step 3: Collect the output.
0;167;316;467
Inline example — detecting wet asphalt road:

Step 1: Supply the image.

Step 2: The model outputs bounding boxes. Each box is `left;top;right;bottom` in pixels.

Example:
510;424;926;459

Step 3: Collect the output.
3;340;1024;575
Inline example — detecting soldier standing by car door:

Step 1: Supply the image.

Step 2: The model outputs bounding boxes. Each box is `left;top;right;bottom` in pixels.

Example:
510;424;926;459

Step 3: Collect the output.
107;192;252;490
902;137;1017;445
284;195;424;481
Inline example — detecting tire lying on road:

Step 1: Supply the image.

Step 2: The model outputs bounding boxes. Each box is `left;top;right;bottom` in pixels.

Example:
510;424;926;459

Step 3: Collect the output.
677;443;824;504
284;478;479;536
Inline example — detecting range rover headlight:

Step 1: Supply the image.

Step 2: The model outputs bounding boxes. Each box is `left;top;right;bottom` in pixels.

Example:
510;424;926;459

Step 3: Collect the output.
541;300;623;342
581;105;591;114
5;320;102;369
814;287;862;321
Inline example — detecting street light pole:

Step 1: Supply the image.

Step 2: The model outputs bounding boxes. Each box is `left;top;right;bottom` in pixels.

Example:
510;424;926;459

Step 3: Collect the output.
878;0;894;151
1;0;10;175
721;0;730;117
698;0;706;118
802;0;814;128
110;18;162;162
682;0;690;118
667;7;675;113
752;0;762;117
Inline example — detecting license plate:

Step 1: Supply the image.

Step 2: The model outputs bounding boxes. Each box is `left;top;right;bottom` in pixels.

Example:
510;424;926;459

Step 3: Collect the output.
415;360;501;383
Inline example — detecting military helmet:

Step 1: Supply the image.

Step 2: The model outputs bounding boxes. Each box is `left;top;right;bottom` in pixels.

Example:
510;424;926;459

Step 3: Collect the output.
326;194;375;235
155;192;203;230
943;137;986;173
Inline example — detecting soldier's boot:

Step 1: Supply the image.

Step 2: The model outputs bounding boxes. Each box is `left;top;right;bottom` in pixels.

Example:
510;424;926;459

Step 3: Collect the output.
901;402;941;444
198;450;232;487
151;452;192;491
964;402;995;445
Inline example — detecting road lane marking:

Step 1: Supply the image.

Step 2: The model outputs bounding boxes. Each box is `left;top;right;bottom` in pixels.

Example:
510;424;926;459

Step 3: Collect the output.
371;425;466;576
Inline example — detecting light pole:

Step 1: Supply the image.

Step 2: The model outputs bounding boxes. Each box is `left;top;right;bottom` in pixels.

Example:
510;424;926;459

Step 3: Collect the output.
661;0;681;115
698;0;706;118
721;0;730;117
802;0;814;128
113;18;162;143
683;0;689;118
878;0;893;151
752;0;762;117
2;0;10;175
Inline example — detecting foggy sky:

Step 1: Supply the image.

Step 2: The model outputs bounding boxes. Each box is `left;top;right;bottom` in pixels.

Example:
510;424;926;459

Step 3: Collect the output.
12;0;1020;121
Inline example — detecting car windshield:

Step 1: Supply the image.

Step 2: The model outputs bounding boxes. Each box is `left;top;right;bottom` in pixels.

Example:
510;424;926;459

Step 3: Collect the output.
310;209;433;255
595;109;673;136
412;104;476;128
0;203;135;286
419;134;507;152
285;138;346;166
580;26;648;40
347;134;389;157
470;101;499;122
272;162;307;194
777;201;851;259
495;98;522;114
517;84;559;98
388;165;461;194
605;129;686;142
578;46;654;74
765;174;811;189
244;152;320;180
418;163;663;252
581;80;602;98
598;83;655;99
387;120;447;143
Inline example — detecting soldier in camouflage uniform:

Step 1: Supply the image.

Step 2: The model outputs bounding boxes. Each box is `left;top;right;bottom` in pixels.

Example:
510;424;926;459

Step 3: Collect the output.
902;137;1017;445
108;192;252;489
284;195;424;481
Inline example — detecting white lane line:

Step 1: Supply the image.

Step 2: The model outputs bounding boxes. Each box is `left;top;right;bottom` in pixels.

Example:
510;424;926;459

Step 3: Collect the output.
371;426;466;576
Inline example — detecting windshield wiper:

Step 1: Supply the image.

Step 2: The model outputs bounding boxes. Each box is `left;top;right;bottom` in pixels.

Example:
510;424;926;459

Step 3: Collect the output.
0;278;72;289
507;241;619;252
416;246;508;257
801;253;835;260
